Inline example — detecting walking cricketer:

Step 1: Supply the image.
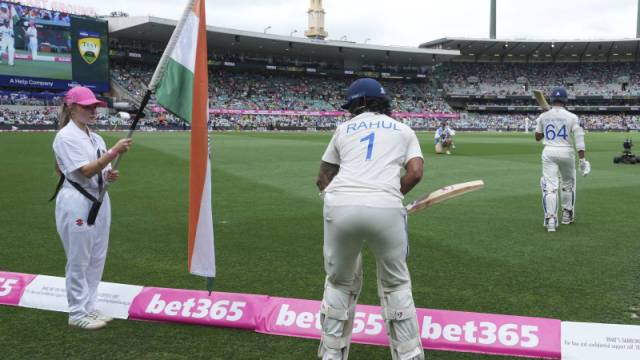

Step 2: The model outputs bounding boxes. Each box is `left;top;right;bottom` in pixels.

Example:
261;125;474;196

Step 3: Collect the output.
0;18;14;66
25;21;38;60
535;87;591;232
316;78;425;360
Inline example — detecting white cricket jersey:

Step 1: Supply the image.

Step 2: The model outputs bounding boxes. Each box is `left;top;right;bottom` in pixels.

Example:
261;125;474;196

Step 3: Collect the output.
434;126;454;139
321;112;423;207
0;25;12;42
535;107;581;148
53;120;110;196
26;26;36;41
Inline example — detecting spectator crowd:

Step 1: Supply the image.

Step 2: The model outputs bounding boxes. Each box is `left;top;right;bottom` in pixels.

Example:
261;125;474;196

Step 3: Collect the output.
3;61;640;132
110;62;452;115
439;62;640;96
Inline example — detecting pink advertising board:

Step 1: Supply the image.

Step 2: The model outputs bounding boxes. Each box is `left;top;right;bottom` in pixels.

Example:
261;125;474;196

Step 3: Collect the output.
151;106;460;119
0;271;37;306
128;287;268;330
0;271;563;359
257;297;561;359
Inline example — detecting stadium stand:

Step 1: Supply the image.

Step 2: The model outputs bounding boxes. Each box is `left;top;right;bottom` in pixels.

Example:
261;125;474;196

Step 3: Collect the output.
7;59;640;132
2;15;640;132
438;62;640;96
109;62;451;114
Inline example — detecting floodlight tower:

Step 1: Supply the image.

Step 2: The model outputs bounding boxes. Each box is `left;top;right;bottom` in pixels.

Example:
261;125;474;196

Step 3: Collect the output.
637;0;640;37
305;0;328;40
490;0;496;39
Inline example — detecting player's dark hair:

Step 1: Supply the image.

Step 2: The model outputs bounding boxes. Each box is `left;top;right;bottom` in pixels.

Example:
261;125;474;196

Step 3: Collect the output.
347;97;392;117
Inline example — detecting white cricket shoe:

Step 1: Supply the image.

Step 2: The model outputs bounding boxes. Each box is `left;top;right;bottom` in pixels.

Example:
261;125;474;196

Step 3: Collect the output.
446;150;451;155
321;349;343;360
68;316;107;330
546;217;557;232
561;209;574;225
89;310;113;323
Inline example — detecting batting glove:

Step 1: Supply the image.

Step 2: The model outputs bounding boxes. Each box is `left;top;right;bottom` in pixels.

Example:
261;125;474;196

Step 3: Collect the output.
580;159;591;176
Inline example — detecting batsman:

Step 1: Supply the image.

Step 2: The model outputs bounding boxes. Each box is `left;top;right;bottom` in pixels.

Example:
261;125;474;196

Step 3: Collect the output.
535;87;591;232
315;78;425;360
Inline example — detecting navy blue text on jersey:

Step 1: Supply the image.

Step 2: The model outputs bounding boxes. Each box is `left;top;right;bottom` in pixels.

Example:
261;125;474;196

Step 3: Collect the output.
346;120;400;134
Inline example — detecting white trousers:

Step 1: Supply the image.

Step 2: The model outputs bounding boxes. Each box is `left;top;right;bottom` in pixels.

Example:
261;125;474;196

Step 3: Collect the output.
55;187;111;320
323;204;411;293
541;147;576;219
0;39;14;65
29;39;37;59
322;203;423;359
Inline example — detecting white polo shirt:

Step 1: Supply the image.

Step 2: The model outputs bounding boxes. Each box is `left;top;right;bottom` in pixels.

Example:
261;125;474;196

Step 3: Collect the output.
322;112;423;208
53;120;109;196
26;26;37;44
0;24;13;44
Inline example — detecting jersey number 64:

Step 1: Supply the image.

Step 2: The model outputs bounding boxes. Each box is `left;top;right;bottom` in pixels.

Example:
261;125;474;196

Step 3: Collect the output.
545;124;568;140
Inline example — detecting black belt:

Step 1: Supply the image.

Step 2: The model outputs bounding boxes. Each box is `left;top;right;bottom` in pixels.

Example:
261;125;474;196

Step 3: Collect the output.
50;149;104;220
49;174;100;203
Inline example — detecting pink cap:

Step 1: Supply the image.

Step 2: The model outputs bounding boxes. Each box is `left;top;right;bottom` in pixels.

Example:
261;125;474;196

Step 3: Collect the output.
64;86;106;107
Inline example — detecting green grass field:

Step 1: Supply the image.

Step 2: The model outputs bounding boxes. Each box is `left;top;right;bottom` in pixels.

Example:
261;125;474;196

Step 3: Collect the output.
1;131;639;359
0;50;71;79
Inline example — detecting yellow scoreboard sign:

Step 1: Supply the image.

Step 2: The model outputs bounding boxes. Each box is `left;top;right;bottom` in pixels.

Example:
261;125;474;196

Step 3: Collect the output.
78;32;101;65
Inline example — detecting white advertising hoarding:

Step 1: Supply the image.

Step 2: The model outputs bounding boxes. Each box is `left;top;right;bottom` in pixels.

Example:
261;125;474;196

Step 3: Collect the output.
562;321;640;360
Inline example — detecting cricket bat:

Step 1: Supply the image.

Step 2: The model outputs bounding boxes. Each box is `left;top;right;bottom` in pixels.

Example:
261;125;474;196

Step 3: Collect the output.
532;90;550;111
405;180;484;215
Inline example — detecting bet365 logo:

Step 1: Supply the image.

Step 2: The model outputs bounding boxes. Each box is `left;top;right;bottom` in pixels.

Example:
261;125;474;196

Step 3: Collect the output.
78;31;101;65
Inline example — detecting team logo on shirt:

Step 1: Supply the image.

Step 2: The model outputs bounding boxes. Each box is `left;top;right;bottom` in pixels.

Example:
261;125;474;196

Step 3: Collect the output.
78;31;101;65
75;218;84;226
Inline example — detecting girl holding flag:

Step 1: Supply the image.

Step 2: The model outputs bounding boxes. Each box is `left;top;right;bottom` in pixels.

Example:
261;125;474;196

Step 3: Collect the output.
52;86;132;329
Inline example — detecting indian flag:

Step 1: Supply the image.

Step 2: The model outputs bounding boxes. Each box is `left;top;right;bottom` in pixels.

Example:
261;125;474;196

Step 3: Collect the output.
151;0;215;283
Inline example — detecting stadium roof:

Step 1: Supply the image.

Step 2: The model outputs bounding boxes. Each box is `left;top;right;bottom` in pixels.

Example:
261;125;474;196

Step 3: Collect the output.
108;16;459;66
420;37;640;63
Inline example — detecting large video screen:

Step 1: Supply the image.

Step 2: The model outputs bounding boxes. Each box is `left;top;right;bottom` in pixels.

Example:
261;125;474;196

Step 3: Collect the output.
0;2;109;92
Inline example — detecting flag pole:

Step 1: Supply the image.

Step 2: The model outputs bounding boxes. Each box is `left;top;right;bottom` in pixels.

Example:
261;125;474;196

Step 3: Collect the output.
87;0;198;225
207;277;214;295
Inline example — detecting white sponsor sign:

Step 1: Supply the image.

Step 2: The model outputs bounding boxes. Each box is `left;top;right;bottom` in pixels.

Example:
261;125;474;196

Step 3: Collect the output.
562;321;640;360
18;275;143;319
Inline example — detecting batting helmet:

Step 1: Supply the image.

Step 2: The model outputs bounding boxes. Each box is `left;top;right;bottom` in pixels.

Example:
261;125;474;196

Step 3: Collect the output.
341;78;390;110
550;87;568;104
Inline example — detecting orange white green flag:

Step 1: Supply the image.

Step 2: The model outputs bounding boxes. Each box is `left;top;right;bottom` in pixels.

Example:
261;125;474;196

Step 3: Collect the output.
149;0;215;289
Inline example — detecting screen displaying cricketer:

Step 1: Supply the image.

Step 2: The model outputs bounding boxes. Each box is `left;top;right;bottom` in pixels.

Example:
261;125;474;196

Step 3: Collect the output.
0;1;109;91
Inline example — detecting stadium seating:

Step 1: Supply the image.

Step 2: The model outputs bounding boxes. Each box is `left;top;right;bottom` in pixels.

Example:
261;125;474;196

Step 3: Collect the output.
439;62;640;96
4;59;640;131
109;62;452;114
